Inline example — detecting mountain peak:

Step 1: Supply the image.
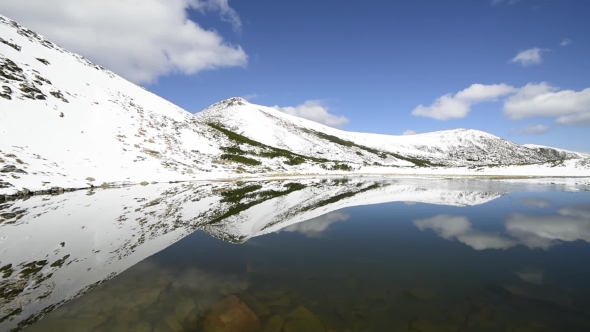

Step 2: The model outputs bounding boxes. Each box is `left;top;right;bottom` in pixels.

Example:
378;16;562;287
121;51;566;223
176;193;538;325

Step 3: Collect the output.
212;97;249;108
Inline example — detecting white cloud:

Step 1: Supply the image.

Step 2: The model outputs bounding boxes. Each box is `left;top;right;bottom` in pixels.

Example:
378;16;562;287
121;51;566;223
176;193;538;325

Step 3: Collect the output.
411;95;471;120
455;83;519;101
555;112;590;126
515;268;544;285
511;47;544;66
560;38;573;47
281;211;350;237
411;83;517;120
503;82;590;125
414;215;518;250
402;130;418;135
197;0;242;32
241;94;258;101
274;100;349;128
415;206;590;251
515;124;550;135
519;197;552;208
492;0;521;5
414;81;590;126
0;0;247;84
505;205;590;250
558;204;590;219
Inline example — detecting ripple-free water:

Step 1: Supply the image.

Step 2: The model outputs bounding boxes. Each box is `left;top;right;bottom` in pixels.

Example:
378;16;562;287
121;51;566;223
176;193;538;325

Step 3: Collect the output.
5;178;590;332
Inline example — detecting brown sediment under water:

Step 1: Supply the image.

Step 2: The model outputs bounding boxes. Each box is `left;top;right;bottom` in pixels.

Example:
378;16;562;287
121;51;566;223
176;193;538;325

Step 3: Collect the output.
9;179;590;332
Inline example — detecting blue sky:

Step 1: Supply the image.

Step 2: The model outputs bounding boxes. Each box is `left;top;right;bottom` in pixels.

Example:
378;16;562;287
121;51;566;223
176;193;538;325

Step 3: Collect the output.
2;0;588;151
152;0;589;151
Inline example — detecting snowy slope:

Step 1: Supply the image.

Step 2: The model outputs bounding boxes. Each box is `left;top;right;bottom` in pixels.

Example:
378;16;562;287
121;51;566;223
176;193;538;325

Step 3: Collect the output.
522;144;589;159
0;15;233;195
1;14;589;197
0;178;507;330
195;98;579;167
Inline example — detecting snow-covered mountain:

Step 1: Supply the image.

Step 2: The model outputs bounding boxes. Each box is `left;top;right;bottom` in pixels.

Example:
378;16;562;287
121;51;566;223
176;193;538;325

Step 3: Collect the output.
196;99;567;168
1;14;589;197
522;144;589;159
0;177;508;331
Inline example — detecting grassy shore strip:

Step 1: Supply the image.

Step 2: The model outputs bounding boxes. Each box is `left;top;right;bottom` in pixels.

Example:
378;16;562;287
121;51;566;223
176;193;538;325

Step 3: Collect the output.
207;173;590;182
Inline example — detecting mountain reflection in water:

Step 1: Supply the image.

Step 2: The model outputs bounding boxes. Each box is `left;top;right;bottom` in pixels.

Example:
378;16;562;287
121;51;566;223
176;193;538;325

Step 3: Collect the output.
1;178;590;331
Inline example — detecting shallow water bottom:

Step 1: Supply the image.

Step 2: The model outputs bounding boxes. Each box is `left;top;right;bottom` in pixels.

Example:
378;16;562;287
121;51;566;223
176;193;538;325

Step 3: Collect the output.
26;246;590;332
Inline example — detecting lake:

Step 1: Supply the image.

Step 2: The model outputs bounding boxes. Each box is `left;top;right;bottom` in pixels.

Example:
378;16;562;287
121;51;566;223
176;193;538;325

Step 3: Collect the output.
2;177;590;332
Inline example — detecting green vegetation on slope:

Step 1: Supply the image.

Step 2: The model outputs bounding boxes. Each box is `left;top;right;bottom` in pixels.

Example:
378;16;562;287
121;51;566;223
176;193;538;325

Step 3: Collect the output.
302;128;440;167
321;163;353;171
220;184;263;203
208;123;329;166
220;146;247;155
301;183;382;212
209;122;442;168
209;182;307;224
220;154;261;166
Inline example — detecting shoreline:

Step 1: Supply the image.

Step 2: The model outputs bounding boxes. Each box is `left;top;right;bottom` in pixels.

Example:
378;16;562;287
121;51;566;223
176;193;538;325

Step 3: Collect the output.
3;173;589;201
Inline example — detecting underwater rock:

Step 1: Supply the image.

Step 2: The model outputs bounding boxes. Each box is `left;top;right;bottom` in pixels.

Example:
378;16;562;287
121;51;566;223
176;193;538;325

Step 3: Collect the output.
284;306;324;332
175;297;196;322
238;292;271;317
116;309;140;324
263;314;284;332
133;287;162;307
164;315;183;332
204;295;261;332
134;322;152;332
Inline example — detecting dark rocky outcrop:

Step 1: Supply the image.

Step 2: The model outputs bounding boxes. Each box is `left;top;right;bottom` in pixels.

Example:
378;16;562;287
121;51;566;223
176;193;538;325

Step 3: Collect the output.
35;58;50;65
0;37;21;51
1;165;27;174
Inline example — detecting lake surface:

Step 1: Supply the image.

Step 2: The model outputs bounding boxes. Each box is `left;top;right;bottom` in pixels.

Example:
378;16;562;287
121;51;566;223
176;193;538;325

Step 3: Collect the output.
2;178;590;332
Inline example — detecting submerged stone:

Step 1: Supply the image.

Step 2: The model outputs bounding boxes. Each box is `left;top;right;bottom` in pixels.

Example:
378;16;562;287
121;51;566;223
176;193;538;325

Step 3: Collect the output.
287;305;316;320
284;306;324;332
116;309;140;324
133;288;162;307
238;292;271;317
134;322;152;332
263;314;284;332
204;295;261;332
175;297;196;321
164;315;183;332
